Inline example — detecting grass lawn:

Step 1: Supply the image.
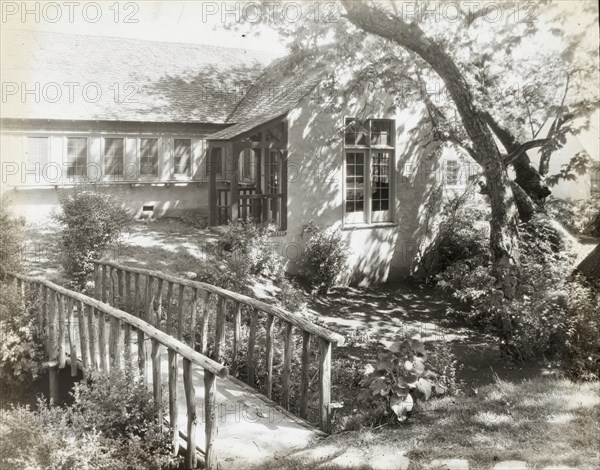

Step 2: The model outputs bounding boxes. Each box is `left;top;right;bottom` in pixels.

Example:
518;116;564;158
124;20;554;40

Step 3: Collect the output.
257;377;600;469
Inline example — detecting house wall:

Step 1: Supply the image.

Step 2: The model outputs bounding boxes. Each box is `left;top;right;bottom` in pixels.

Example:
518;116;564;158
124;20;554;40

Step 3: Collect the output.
280;94;467;285
0;119;228;219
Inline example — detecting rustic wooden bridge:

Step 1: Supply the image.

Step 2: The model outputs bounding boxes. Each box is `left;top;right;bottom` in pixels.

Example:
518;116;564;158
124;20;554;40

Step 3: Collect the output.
6;261;345;470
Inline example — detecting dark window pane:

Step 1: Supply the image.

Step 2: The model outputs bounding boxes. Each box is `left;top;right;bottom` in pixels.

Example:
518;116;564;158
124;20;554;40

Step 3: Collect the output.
66;137;87;177
104;138;124;176
140;138;159;176
174;139;191;176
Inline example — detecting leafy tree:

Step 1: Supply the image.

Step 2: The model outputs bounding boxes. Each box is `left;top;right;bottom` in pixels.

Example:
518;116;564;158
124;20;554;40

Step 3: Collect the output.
234;0;598;317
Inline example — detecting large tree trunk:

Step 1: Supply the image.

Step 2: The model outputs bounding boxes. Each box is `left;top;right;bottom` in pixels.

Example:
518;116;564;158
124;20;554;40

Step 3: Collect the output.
341;1;520;304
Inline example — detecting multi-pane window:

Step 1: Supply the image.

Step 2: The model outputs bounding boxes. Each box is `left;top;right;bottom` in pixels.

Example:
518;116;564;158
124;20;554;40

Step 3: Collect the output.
591;164;600;195
140;138;159;176
174;139;191;176
445;159;460;186
344;119;394;224
66;137;87;178
104;138;124;177
26;137;49;166
371;151;390;211
345;152;365;213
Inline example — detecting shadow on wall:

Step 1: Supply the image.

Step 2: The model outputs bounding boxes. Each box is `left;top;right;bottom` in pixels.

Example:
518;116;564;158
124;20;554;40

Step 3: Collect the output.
285;82;444;286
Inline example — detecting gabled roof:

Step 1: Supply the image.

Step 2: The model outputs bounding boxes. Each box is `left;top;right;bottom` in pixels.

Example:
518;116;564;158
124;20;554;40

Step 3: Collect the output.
1;30;275;124
208;112;287;141
226;52;326;123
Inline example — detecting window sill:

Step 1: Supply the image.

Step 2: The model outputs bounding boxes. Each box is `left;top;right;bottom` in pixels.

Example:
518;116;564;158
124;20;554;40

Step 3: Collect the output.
342;222;397;230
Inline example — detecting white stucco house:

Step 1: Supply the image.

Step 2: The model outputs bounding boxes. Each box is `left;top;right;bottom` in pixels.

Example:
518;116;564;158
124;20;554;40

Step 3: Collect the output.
1;31;597;284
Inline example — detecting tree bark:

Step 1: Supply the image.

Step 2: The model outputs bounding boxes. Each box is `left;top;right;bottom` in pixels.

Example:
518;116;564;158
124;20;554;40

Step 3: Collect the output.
341;1;520;285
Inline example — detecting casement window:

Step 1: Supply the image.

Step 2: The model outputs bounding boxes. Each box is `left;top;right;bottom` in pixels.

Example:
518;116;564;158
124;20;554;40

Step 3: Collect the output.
591;165;600;195
344;118;394;225
104;137;124;177
140;138;159;177
445;159;460;186
173;138;191;176
66;137;88;178
26;137;49;167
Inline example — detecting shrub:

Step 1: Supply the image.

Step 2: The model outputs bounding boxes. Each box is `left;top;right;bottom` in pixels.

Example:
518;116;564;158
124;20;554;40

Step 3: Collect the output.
565;276;600;381
359;331;448;423
0;283;45;399
218;221;283;278
0;201;24;277
54;190;131;290
545;195;600;237
437;215;574;364
302;223;348;295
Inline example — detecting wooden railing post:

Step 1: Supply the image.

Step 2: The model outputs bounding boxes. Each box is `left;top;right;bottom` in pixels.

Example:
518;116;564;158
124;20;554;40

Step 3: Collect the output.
189;288;198;349
265;314;275;399
204;369;217;470
88;306;98;371
138;329;147;384
233;302;241;371
282;321;293;409
101;265;108;303
214;297;226;363
165;282;173;335
168;349;179;456
77;301;89;374
94;264;101;300
177;284;184;341
318;338;332;433
58;294;66;369
300;331;311;419
156;278;164;326
134;273;140;316
48;291;59;405
124;323;132;370
200;292;211;355
151;339;162;426
67;298;78;377
247;309;258;387
98;309;108;373
145;275;155;325
117;269;124;308
125;271;131;308
183;358;197;469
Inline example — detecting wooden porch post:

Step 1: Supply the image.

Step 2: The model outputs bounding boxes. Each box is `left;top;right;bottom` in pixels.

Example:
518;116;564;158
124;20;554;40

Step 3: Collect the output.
208;145;218;226
231;141;240;223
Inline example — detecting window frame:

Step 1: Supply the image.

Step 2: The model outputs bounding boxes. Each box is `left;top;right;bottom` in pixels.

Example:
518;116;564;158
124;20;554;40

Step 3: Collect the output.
64;135;89;182
138;137;161;179
172;137;193;179
444;159;460;187
343;118;395;227
101;136;126;180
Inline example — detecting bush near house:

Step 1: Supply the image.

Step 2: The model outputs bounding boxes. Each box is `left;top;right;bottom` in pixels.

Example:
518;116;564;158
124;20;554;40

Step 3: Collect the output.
54;190;131;290
437;211;578;366
0;283;45;401
0;201;24;277
302;224;349;295
545;195;600;237
0;371;180;470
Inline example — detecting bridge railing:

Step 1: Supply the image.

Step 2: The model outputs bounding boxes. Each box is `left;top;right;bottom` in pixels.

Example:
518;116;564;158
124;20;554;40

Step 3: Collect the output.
4;272;227;470
90;259;345;433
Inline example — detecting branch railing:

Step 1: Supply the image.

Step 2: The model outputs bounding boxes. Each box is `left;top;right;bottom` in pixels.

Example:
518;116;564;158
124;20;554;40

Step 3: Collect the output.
90;259;345;432
5;272;228;470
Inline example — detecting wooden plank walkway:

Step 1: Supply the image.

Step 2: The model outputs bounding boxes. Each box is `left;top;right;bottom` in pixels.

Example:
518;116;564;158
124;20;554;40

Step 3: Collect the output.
67;318;323;469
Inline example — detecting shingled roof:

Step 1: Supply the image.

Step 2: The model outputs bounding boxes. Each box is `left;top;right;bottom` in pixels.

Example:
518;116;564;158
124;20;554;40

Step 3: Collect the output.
1;30;275;124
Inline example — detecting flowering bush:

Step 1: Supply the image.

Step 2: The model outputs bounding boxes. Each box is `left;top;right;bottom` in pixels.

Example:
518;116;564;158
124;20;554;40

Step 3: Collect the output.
0;201;24;277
